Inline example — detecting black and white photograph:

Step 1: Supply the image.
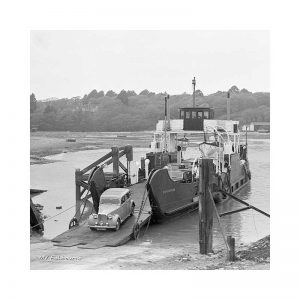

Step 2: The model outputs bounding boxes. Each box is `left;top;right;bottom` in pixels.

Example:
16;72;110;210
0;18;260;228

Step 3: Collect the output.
2;1;300;299
30;30;270;270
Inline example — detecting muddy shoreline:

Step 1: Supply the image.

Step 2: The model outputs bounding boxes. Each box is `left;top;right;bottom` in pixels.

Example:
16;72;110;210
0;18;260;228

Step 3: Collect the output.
30;131;269;164
30;235;270;270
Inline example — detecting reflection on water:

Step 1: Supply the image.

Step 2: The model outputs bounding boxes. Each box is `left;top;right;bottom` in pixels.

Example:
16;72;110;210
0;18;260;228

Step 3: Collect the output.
31;136;269;245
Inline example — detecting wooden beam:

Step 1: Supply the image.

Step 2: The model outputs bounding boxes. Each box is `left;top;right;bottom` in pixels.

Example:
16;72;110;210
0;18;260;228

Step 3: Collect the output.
111;146;119;177
219;206;251;217
75;168;82;220
199;159;214;254
80;187;87;197
81;151;112;174
221;190;270;218
119;161;127;172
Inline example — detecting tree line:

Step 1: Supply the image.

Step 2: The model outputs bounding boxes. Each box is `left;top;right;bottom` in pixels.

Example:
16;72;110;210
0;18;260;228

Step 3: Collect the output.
30;86;270;131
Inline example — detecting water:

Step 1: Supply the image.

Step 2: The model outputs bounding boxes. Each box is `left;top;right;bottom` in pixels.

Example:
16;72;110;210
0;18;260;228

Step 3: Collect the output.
31;136;269;245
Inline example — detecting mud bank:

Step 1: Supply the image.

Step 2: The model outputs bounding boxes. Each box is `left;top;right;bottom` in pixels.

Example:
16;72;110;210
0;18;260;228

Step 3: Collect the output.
30;235;270;270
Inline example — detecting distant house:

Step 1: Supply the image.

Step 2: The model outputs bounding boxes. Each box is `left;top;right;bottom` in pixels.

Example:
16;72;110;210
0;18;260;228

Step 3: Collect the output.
242;122;270;132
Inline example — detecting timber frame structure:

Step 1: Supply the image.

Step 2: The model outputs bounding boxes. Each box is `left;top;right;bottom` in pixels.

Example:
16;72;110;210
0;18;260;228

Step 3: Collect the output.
74;145;133;220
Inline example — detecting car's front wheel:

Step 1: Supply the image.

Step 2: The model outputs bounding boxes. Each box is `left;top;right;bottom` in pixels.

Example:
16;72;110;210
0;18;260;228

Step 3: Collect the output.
115;219;121;231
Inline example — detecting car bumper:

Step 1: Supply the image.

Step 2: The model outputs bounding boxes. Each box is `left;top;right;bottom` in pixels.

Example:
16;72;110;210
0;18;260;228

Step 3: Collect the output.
88;224;116;230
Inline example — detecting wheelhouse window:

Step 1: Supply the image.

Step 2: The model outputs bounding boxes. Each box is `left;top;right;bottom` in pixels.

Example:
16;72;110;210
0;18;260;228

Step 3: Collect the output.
185;111;190;119
197;111;203;118
203;111;209;119
192;111;197;119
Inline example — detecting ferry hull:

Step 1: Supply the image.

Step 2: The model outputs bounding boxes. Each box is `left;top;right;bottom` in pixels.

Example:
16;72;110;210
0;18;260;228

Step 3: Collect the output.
147;155;251;221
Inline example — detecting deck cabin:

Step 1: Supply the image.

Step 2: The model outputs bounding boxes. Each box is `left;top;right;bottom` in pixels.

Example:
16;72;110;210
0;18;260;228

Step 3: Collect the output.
179;107;214;131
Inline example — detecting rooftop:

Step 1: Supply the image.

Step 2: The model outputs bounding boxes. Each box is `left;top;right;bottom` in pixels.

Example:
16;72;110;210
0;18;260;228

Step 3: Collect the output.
102;188;129;197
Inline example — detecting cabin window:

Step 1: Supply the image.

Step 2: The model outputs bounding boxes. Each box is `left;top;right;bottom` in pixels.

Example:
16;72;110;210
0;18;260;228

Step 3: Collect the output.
235;182;239;190
197;111;203;118
186;111;190;119
192;111;197;119
203;111;209;119
180;110;185;119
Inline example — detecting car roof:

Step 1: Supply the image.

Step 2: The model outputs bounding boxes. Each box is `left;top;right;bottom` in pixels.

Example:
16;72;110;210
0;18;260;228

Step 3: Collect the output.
101;188;130;198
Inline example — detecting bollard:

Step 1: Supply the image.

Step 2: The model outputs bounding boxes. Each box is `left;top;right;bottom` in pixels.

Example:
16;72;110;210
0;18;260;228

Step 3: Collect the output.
227;236;236;261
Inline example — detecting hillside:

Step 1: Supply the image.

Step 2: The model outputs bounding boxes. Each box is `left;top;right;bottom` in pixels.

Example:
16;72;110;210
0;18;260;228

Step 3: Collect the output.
30;89;270;132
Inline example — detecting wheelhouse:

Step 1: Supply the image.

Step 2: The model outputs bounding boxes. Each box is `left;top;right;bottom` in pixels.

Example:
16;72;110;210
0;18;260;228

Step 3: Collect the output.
179;107;214;131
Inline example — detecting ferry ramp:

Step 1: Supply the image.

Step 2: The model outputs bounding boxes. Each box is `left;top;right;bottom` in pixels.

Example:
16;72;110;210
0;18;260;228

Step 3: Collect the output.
51;181;151;249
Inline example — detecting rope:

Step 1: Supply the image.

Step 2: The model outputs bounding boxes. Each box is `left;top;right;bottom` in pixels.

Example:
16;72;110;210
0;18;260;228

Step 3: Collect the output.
30;203;77;230
31;180;92;231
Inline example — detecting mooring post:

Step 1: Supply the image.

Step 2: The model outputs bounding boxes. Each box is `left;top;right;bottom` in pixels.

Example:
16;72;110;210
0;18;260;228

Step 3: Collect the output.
75;168;82;220
227;235;236;261
111;146;119;177
125;145;133;185
199;159;214;254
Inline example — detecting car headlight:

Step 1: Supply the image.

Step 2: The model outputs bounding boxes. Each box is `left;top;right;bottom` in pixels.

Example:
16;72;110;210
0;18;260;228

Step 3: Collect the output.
107;214;113;220
93;214;98;219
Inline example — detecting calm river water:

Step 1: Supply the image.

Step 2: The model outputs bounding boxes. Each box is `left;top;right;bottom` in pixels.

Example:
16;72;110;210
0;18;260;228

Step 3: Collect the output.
31;136;270;246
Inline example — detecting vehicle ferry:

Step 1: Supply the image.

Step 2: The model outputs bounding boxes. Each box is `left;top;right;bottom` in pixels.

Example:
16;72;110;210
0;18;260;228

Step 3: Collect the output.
140;79;251;222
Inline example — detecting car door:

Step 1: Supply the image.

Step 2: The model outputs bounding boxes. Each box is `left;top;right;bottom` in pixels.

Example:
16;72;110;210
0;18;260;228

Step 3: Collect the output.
119;196;126;222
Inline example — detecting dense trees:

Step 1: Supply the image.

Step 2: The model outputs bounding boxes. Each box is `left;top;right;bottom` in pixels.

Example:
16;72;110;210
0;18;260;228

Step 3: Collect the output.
30;93;37;113
117;90;129;105
30;87;270;131
106;90;117;97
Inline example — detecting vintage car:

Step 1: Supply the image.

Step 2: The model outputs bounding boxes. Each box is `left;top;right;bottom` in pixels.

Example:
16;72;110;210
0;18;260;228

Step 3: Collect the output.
88;188;135;231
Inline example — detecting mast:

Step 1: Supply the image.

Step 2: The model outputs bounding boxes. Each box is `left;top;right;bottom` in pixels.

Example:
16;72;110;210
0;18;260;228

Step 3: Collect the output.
192;77;196;107
227;91;230;120
164;95;170;152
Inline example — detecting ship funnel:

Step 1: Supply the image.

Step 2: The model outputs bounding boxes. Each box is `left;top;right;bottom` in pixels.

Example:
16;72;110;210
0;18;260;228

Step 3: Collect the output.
227;91;230;120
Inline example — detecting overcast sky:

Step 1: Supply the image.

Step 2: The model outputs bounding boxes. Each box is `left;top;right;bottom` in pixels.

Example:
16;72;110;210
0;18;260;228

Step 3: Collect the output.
30;30;269;99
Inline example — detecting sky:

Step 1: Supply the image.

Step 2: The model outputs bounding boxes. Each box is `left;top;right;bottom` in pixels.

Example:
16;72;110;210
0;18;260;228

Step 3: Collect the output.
30;30;269;99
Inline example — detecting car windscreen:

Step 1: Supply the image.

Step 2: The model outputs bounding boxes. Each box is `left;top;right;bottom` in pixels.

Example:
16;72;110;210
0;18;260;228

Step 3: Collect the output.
100;197;120;205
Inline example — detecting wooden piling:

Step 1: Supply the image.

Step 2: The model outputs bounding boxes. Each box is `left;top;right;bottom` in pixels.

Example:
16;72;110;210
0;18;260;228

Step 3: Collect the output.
227;236;236;261
111;146;119;177
199;159;214;254
75;168;82;220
